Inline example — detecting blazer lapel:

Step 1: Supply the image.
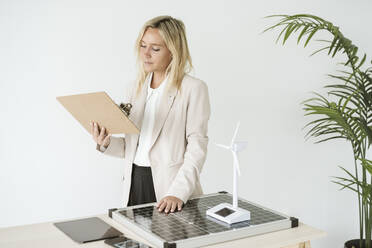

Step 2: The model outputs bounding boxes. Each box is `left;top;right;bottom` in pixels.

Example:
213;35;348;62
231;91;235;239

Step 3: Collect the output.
131;86;147;129
128;82;148;158
149;85;178;150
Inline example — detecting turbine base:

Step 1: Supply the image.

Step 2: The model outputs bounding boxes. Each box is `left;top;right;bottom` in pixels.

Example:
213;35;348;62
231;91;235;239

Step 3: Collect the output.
207;203;251;224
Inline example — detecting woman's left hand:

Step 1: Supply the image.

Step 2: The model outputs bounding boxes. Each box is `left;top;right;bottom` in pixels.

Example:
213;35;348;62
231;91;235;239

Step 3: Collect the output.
156;196;183;213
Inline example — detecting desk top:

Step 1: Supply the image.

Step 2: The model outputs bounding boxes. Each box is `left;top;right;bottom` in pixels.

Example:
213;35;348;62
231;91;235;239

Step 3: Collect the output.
0;214;326;248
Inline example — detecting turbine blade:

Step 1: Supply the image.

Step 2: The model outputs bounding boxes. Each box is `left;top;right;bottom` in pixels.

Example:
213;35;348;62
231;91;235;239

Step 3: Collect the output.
230;121;241;146
214;143;230;149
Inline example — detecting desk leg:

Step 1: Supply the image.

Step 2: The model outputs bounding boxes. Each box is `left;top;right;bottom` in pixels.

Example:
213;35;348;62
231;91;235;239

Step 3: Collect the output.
281;241;311;248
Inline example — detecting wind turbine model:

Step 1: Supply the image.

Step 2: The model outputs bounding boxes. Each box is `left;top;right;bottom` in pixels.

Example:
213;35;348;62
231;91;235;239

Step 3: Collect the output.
206;121;251;224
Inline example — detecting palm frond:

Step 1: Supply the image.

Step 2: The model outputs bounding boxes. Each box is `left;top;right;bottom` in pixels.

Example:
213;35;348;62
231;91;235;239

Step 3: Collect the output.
264;14;368;69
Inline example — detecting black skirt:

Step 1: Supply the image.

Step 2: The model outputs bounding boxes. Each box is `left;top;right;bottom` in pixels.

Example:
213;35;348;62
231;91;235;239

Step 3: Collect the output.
127;163;157;206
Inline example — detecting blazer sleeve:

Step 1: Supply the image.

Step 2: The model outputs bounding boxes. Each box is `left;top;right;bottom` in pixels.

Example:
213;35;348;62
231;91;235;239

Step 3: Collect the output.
101;136;125;158
165;80;211;203
96;81;136;159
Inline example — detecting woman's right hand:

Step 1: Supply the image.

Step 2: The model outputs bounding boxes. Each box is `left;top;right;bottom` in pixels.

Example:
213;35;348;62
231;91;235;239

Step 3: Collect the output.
90;121;111;148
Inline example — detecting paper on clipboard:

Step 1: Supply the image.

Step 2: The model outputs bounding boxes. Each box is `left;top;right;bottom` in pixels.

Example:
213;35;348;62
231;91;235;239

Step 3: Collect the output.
56;91;139;135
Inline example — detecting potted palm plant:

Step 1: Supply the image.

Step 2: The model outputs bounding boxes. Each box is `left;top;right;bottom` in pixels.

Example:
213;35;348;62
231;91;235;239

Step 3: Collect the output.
264;14;372;248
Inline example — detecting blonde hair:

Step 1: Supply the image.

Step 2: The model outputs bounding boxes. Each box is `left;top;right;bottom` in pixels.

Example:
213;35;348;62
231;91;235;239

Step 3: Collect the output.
134;16;193;96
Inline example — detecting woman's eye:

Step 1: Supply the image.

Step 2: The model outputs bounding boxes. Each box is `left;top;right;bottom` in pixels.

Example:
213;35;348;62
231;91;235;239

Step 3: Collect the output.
140;44;146;48
152;48;160;52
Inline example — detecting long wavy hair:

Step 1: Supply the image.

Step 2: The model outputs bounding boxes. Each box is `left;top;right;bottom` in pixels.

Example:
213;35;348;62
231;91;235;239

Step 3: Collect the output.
134;16;193;97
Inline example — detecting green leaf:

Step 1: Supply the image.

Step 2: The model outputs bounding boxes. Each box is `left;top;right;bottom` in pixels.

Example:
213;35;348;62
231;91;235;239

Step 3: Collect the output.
360;159;372;175
275;24;291;44
304;27;318;47
332;180;360;196
357;54;367;70
310;46;330;57
283;23;297;45
328;36;338;55
332;38;343;57
297;24;310;44
314;136;345;143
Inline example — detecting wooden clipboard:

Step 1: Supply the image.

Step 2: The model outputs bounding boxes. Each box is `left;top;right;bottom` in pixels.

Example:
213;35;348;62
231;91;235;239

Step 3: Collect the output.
57;91;139;134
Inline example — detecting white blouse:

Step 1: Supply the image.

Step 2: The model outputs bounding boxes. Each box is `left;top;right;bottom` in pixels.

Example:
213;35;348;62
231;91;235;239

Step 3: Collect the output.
133;72;168;167
99;73;169;166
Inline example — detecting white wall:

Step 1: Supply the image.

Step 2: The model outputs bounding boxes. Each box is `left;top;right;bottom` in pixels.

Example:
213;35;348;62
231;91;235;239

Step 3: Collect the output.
1;0;371;247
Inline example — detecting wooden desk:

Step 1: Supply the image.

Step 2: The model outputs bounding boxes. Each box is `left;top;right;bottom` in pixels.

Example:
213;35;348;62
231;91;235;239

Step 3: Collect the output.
0;214;326;248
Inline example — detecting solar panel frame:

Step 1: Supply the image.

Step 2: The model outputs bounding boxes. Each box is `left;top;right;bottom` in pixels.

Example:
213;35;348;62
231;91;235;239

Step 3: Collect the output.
111;192;297;248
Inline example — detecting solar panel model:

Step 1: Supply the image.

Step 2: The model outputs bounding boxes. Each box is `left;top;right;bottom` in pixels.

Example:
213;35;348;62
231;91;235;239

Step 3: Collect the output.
109;192;299;248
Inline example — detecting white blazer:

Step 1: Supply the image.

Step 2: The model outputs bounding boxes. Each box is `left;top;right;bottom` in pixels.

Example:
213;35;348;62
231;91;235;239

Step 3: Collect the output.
102;74;211;206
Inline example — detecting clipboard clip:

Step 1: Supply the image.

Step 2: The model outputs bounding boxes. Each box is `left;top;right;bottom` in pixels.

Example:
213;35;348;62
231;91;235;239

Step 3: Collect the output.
118;102;132;116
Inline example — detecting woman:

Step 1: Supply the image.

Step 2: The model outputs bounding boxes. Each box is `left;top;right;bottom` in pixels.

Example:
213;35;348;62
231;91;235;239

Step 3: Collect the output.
91;16;210;214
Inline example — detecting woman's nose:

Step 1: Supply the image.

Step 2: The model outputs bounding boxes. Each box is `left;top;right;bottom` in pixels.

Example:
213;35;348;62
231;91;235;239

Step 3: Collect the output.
144;47;151;57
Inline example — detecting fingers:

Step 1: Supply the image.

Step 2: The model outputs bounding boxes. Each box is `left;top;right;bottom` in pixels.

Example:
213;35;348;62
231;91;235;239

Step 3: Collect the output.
157;201;167;213
102;134;111;148
156;199;164;208
91;122;109;146
157;197;183;213
177;201;183;211
93;122;99;142
170;201;177;213
98;126;106;142
164;202;172;213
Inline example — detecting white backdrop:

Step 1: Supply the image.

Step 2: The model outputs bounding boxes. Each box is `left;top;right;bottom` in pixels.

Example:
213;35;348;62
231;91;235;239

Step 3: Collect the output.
1;0;372;247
